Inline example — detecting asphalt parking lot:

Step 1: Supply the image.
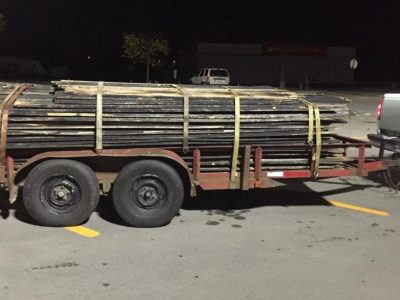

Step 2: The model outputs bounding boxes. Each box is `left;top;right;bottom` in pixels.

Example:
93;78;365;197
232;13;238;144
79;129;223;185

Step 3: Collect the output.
1;89;400;300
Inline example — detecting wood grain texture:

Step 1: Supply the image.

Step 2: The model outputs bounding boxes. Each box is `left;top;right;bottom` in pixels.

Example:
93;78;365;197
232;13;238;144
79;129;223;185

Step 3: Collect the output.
1;81;350;172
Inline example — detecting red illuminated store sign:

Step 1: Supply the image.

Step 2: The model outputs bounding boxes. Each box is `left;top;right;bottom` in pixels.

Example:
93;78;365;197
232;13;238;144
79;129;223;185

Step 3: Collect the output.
263;43;326;56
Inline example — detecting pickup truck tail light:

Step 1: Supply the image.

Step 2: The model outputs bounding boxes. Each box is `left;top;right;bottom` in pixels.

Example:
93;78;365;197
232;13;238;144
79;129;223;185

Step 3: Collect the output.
376;97;384;120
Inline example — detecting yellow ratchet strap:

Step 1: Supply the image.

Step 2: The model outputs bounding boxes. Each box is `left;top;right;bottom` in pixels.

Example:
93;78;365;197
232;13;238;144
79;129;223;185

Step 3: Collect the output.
96;81;104;151
172;85;190;152
297;98;321;177
0;84;24;124
222;87;241;188
0;84;29;185
314;106;322;177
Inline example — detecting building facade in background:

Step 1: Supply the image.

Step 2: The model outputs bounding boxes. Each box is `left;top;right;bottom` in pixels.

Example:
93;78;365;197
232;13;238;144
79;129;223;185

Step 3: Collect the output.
0;57;46;78
179;42;356;86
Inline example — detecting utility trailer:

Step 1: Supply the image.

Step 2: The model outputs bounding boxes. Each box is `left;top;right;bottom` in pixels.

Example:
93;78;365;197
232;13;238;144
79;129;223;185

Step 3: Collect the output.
0;81;398;227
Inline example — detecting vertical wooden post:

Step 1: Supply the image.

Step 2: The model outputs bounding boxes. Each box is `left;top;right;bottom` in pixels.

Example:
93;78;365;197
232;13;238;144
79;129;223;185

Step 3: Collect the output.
5;156;14;188
357;145;366;176
193;149;200;181
241;146;251;190
255;147;262;181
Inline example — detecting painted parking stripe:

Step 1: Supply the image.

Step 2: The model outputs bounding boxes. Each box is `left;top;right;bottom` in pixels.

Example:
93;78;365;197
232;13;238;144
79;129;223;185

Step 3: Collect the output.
64;226;100;238
328;200;389;217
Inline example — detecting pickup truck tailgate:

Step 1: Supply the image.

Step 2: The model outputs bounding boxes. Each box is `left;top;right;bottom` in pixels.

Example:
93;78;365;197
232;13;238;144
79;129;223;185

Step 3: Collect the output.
379;93;400;135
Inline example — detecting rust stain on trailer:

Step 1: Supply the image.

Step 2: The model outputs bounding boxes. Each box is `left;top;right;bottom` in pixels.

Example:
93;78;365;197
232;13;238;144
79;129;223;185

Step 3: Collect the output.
197;172;284;190
0;84;30;184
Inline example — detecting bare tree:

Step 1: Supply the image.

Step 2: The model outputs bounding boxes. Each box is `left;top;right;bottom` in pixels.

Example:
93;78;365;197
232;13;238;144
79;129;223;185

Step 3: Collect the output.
122;32;170;82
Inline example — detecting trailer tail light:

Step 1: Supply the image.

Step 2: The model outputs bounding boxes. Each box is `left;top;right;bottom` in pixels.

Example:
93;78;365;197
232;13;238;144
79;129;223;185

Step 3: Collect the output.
376;97;384;120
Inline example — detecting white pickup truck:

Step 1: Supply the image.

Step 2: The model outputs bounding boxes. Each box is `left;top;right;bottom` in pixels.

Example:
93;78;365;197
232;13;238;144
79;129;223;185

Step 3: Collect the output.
368;94;400;155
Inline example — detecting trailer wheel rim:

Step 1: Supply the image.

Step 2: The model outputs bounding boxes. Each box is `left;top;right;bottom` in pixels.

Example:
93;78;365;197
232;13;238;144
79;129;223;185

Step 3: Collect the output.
40;175;81;214
131;175;167;209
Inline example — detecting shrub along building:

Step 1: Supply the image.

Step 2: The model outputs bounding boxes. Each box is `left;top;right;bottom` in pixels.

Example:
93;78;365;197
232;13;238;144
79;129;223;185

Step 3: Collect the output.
178;42;356;86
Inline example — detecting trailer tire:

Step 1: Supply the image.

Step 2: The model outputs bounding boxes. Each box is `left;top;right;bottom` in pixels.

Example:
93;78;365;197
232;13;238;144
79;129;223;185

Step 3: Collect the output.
112;160;184;227
23;159;100;226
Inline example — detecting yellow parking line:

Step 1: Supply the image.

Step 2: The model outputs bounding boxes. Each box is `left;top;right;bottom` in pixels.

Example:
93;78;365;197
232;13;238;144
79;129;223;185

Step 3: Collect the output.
64;226;100;238
351;136;368;140
328;200;389;217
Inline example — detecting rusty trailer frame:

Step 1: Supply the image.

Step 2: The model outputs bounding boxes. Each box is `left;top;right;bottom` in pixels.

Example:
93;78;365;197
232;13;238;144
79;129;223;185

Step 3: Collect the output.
0;133;397;204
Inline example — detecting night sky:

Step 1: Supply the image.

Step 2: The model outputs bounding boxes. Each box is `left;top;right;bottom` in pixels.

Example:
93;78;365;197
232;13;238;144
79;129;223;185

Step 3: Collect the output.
1;0;400;81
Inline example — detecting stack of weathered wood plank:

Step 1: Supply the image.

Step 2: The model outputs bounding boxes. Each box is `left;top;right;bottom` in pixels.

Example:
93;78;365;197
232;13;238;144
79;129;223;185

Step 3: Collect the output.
1;80;350;172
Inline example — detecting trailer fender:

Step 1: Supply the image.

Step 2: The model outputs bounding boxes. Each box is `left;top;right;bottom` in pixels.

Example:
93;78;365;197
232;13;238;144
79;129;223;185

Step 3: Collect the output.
10;149;196;204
